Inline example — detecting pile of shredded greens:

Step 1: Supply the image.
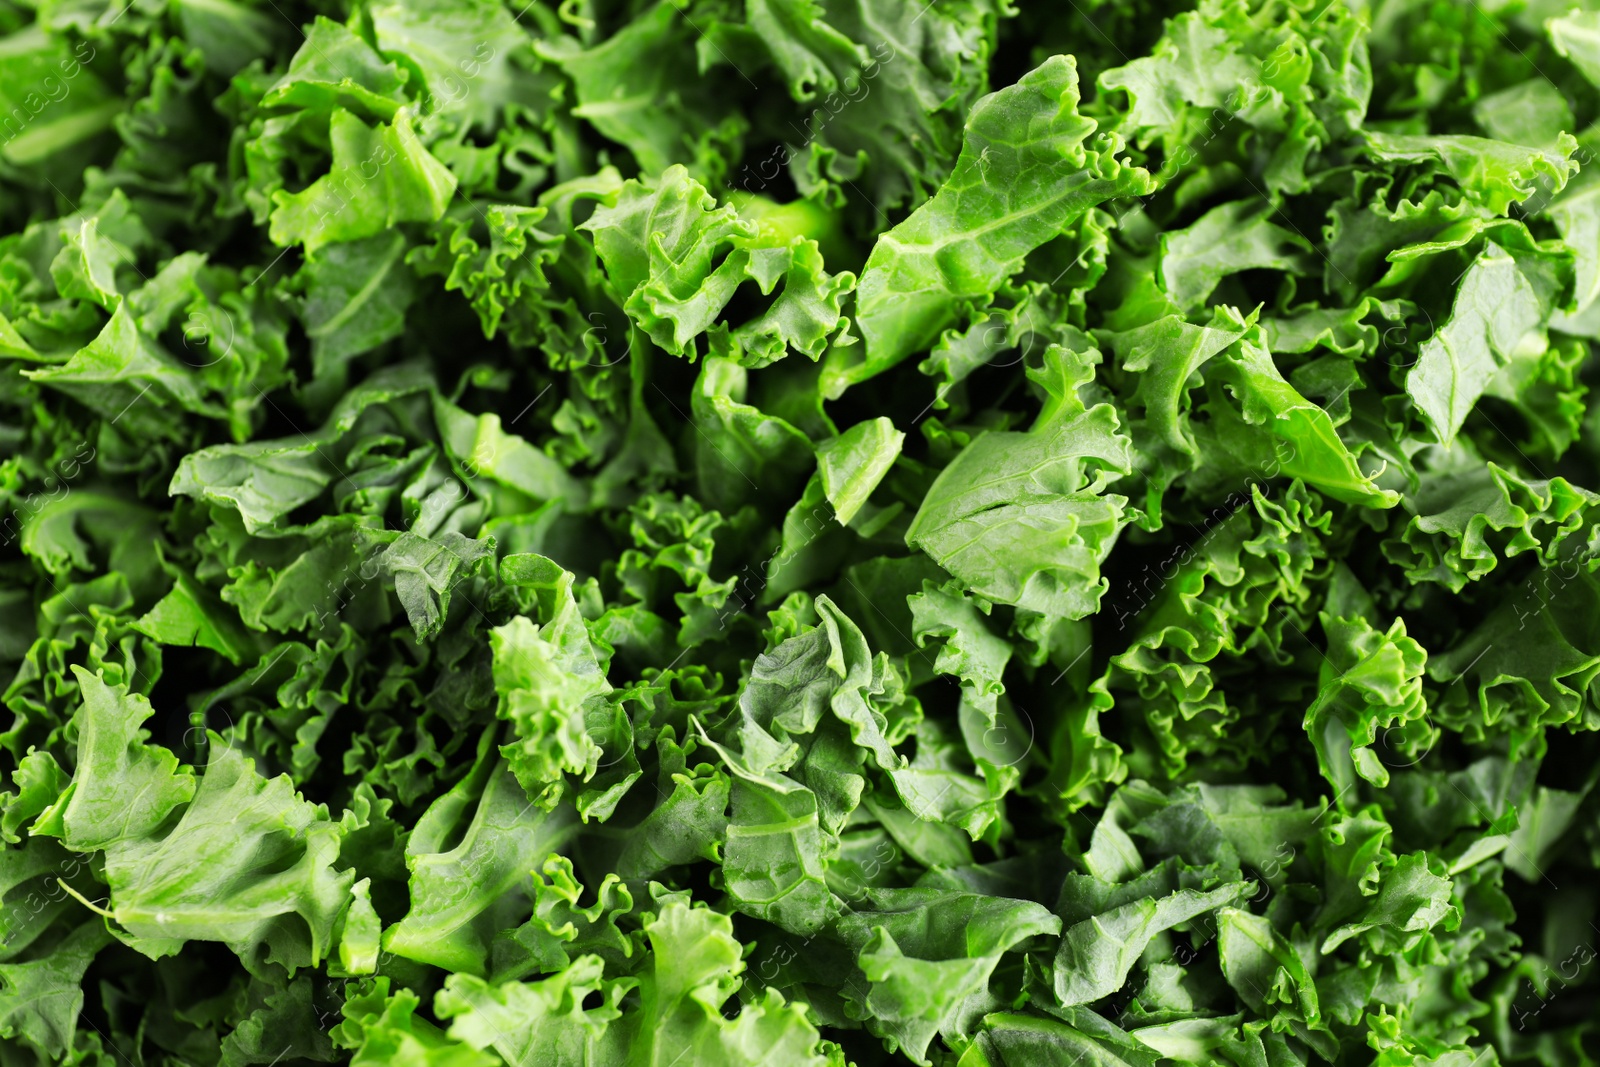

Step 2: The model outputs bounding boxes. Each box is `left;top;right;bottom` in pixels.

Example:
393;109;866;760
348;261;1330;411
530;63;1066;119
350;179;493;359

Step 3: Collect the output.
5;0;1600;1063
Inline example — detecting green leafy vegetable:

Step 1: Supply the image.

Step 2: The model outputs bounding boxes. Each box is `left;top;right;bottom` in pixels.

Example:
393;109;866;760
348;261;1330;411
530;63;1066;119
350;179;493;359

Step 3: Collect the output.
2;0;1599;1064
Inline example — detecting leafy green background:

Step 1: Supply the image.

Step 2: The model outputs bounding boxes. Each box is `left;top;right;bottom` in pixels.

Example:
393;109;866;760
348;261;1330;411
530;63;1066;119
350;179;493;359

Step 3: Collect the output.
1;0;1600;1064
